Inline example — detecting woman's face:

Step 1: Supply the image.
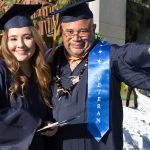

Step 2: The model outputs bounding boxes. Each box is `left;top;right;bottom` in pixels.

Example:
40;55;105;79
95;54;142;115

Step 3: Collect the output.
7;26;36;63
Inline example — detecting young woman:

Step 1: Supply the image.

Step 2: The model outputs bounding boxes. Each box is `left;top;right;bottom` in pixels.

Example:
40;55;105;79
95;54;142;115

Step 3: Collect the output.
0;4;56;150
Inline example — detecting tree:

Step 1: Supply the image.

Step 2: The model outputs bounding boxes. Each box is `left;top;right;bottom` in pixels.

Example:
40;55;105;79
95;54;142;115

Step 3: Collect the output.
126;0;150;42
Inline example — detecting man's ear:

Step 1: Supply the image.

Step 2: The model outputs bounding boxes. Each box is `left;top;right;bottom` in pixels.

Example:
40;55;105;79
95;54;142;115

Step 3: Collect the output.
93;24;96;34
52;23;62;35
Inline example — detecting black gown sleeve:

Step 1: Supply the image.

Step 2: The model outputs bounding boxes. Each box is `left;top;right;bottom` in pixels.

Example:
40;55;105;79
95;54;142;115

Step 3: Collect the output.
0;60;40;150
0;60;9;108
0;108;39;149
111;43;150;89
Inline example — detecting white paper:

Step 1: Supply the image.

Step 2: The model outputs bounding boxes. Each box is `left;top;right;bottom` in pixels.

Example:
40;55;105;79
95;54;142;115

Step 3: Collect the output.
37;122;58;132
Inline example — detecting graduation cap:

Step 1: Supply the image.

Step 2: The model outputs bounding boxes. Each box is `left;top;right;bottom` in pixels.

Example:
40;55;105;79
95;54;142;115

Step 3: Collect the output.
49;0;95;22
0;4;42;30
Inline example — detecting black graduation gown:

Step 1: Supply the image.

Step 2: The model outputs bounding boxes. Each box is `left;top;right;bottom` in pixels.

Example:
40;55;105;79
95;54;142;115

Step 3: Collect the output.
0;60;52;150
51;42;150;150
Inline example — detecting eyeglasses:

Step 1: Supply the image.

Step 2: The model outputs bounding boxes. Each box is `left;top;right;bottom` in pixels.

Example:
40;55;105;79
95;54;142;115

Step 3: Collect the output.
62;29;89;38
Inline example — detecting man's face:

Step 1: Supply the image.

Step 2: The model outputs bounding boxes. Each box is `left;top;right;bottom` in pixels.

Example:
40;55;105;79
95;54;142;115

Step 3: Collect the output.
61;19;96;57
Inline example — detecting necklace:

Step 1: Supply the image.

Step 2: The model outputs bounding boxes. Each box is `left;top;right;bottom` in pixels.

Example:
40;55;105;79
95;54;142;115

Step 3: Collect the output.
55;50;88;100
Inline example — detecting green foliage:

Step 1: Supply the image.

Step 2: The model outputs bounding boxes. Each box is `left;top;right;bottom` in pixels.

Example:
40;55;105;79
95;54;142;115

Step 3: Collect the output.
4;0;14;7
132;0;148;5
0;12;3;19
121;82;127;91
33;16;44;30
56;0;79;9
95;33;106;41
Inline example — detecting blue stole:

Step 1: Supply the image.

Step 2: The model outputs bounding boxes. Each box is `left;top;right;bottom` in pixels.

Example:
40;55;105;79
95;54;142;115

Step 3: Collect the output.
87;40;111;142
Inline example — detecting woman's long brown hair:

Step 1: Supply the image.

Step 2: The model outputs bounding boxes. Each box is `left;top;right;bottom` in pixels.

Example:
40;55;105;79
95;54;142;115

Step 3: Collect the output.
1;26;52;108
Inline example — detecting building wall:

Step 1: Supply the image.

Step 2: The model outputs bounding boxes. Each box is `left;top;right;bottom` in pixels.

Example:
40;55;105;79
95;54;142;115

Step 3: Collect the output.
89;0;126;45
